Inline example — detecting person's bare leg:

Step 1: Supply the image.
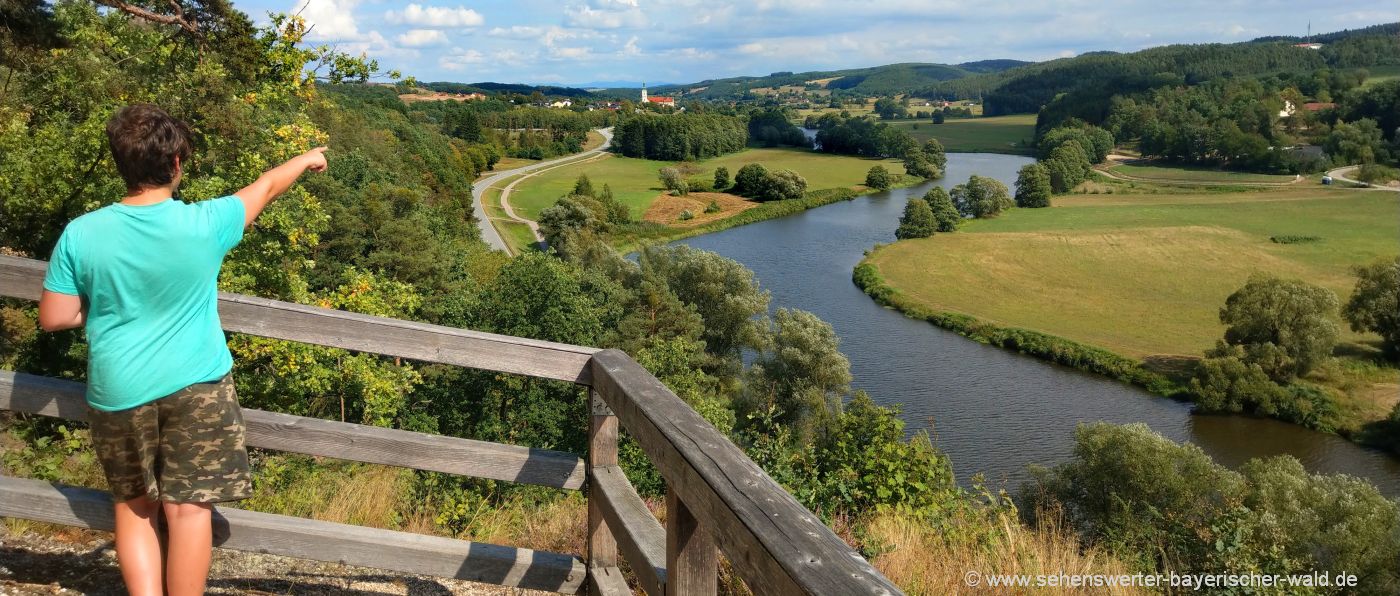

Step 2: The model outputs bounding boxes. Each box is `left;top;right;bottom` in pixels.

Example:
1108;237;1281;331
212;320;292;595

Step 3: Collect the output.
113;497;163;596
162;501;214;596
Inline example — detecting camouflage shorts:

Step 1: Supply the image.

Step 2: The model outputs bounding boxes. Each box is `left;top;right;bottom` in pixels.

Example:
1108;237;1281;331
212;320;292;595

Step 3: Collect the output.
87;374;253;503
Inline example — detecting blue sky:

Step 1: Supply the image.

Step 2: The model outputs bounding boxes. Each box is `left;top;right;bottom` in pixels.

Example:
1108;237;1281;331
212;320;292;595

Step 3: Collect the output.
232;1;1396;86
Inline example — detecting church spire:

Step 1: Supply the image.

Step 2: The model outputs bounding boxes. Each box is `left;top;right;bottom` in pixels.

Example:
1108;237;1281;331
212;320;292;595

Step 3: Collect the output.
641;82;648;103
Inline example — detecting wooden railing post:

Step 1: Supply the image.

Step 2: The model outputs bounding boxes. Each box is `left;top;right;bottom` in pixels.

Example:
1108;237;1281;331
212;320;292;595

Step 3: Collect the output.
588;390;619;571
665;491;716;595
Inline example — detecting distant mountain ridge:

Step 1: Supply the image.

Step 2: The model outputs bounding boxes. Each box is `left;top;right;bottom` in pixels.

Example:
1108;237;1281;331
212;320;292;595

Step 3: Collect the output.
644;60;1032;99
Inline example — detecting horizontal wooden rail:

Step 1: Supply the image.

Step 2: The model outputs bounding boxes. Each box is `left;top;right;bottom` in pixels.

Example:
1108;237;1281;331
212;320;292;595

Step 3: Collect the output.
592;465;667;595
0;255;597;384
591;349;902;595
0;475;586;593
0;371;587;490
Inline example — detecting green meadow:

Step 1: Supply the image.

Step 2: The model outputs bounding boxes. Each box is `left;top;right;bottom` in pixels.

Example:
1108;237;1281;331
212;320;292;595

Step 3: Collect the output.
508;147;907;220
888;113;1037;154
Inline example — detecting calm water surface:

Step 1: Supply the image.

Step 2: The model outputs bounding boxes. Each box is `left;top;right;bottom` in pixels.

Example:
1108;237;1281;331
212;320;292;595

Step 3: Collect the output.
675;153;1400;495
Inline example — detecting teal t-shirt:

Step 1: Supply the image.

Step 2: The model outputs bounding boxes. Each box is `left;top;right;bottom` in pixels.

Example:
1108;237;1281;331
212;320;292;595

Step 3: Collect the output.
43;196;245;412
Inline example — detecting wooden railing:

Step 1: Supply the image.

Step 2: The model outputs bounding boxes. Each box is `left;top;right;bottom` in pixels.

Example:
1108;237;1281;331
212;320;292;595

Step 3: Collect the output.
0;255;901;595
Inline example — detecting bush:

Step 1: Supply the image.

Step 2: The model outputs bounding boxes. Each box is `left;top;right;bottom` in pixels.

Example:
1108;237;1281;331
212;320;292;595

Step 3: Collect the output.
865;165;892;190
678;209;694;221
1026;423;1400;590
659;167;688;196
733;163;768;195
895;198;935;239
1217;275;1339;379
1355;163;1400;185
1189;348;1338;431
685;177;716;193
903;150;941;179
713;166;730;190
950;175;1013;218
704;200;722;214
1269;235;1322;244
1343;257;1400;354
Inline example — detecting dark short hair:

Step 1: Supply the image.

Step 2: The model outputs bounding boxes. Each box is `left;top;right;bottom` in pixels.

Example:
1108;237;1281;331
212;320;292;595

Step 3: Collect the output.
106;104;193;191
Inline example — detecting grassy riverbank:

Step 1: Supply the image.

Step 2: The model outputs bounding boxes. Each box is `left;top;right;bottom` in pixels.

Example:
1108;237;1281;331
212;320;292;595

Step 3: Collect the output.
857;181;1400;438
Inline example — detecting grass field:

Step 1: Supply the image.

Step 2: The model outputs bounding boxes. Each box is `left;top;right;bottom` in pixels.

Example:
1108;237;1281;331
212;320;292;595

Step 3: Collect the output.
1108;163;1298;184
508;147;906;220
886;114;1036;154
1361;65;1400;89
866;188;1398;359
481;184;539;254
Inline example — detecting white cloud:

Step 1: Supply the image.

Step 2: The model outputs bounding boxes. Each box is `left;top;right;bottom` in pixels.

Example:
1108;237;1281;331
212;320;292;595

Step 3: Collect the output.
385;4;485;28
439;48;485;70
622;36;641;56
737;42;764;54
398;29;450;47
488;25;545;38
295;0;362;40
565;2;647;29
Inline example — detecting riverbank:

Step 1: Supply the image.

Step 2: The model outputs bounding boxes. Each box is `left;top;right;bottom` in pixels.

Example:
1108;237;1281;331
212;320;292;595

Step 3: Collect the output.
854;180;1400;450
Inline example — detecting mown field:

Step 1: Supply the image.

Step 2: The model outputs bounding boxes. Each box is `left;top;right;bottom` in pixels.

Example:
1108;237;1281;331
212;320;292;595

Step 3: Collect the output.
1108;163;1299;184
508;147;906;220
1361;65;1400;88
887;114;1036;154
480;184;538;254
865;187;1399;360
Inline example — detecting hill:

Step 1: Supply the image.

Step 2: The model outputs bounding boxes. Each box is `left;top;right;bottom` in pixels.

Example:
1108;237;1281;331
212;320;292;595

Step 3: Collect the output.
918;22;1400;115
423;81;597;98
647;60;1030;100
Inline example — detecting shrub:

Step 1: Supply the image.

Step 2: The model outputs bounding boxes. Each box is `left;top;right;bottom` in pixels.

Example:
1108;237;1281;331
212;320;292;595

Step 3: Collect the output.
713;166;730;190
902;150;941;179
733;163;768;195
1013;163;1052;208
685;177;716;193
1342;257;1400;354
678;209;694;221
1217;275;1339;379
704;200;722;214
659;167;688;196
1269;235;1322;244
950;175;1013;218
895;198;936;239
1355;163;1400;185
865;165;892;190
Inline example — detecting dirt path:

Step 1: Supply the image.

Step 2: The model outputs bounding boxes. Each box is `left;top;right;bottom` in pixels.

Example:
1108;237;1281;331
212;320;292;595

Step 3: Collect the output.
1094;157;1304;187
472;128;613;254
1326;165;1400;192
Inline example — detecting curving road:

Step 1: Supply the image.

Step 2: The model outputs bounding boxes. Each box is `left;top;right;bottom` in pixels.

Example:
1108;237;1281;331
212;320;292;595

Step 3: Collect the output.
1325;165;1400;192
472;127;613;253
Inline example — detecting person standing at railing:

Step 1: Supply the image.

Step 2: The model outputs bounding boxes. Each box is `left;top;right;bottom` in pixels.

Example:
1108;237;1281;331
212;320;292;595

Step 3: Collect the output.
35;104;328;596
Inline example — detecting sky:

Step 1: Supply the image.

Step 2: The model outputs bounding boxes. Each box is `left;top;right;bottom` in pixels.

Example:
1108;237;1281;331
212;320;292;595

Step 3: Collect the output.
231;0;1396;87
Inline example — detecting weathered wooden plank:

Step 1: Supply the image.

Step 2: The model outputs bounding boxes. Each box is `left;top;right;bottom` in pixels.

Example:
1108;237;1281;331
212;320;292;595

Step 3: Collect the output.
588;391;620;571
0;255;597;384
0;371;586;490
591;349;902;596
587;565;632;596
0;475;586;593
592;465;666;596
666;491;716;596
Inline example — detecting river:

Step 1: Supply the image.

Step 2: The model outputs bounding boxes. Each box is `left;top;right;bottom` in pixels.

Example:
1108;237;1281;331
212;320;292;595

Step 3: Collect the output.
674;152;1400;495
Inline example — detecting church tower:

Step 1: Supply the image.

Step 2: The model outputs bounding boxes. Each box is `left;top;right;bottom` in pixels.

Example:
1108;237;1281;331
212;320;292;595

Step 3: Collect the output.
641;82;648;103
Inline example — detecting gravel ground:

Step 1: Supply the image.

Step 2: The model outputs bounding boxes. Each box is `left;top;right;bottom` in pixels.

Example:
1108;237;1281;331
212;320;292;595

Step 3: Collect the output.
0;527;556;596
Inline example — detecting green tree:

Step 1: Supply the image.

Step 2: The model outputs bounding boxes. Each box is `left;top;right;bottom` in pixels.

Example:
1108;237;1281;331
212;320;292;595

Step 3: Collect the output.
922;187;960;232
1014;163;1053;208
640;245;771;373
902;150;940;179
572;174;595;198
1218;275;1339;379
922;138;947;171
1324;118;1386;165
865;165;892;190
713;166;730;190
733;163;768;195
1044;142;1091;192
949;175;1013;218
895;198;936;239
743;309;852;435
658;166;688;195
1343;257;1400;354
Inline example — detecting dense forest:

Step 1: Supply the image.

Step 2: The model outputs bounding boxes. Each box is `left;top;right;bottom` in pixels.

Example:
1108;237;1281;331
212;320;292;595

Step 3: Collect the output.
611;112;748;160
3;3;1399;594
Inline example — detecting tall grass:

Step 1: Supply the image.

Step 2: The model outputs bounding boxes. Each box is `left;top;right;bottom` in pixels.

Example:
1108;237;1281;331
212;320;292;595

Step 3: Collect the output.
864;508;1145;595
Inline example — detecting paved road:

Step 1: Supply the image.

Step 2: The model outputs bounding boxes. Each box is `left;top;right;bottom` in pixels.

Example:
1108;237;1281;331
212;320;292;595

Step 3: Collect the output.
1326;165;1400;192
472;127;614;253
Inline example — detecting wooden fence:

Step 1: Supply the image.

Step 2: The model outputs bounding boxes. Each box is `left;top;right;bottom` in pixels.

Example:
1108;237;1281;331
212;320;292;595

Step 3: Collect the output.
0;254;901;595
